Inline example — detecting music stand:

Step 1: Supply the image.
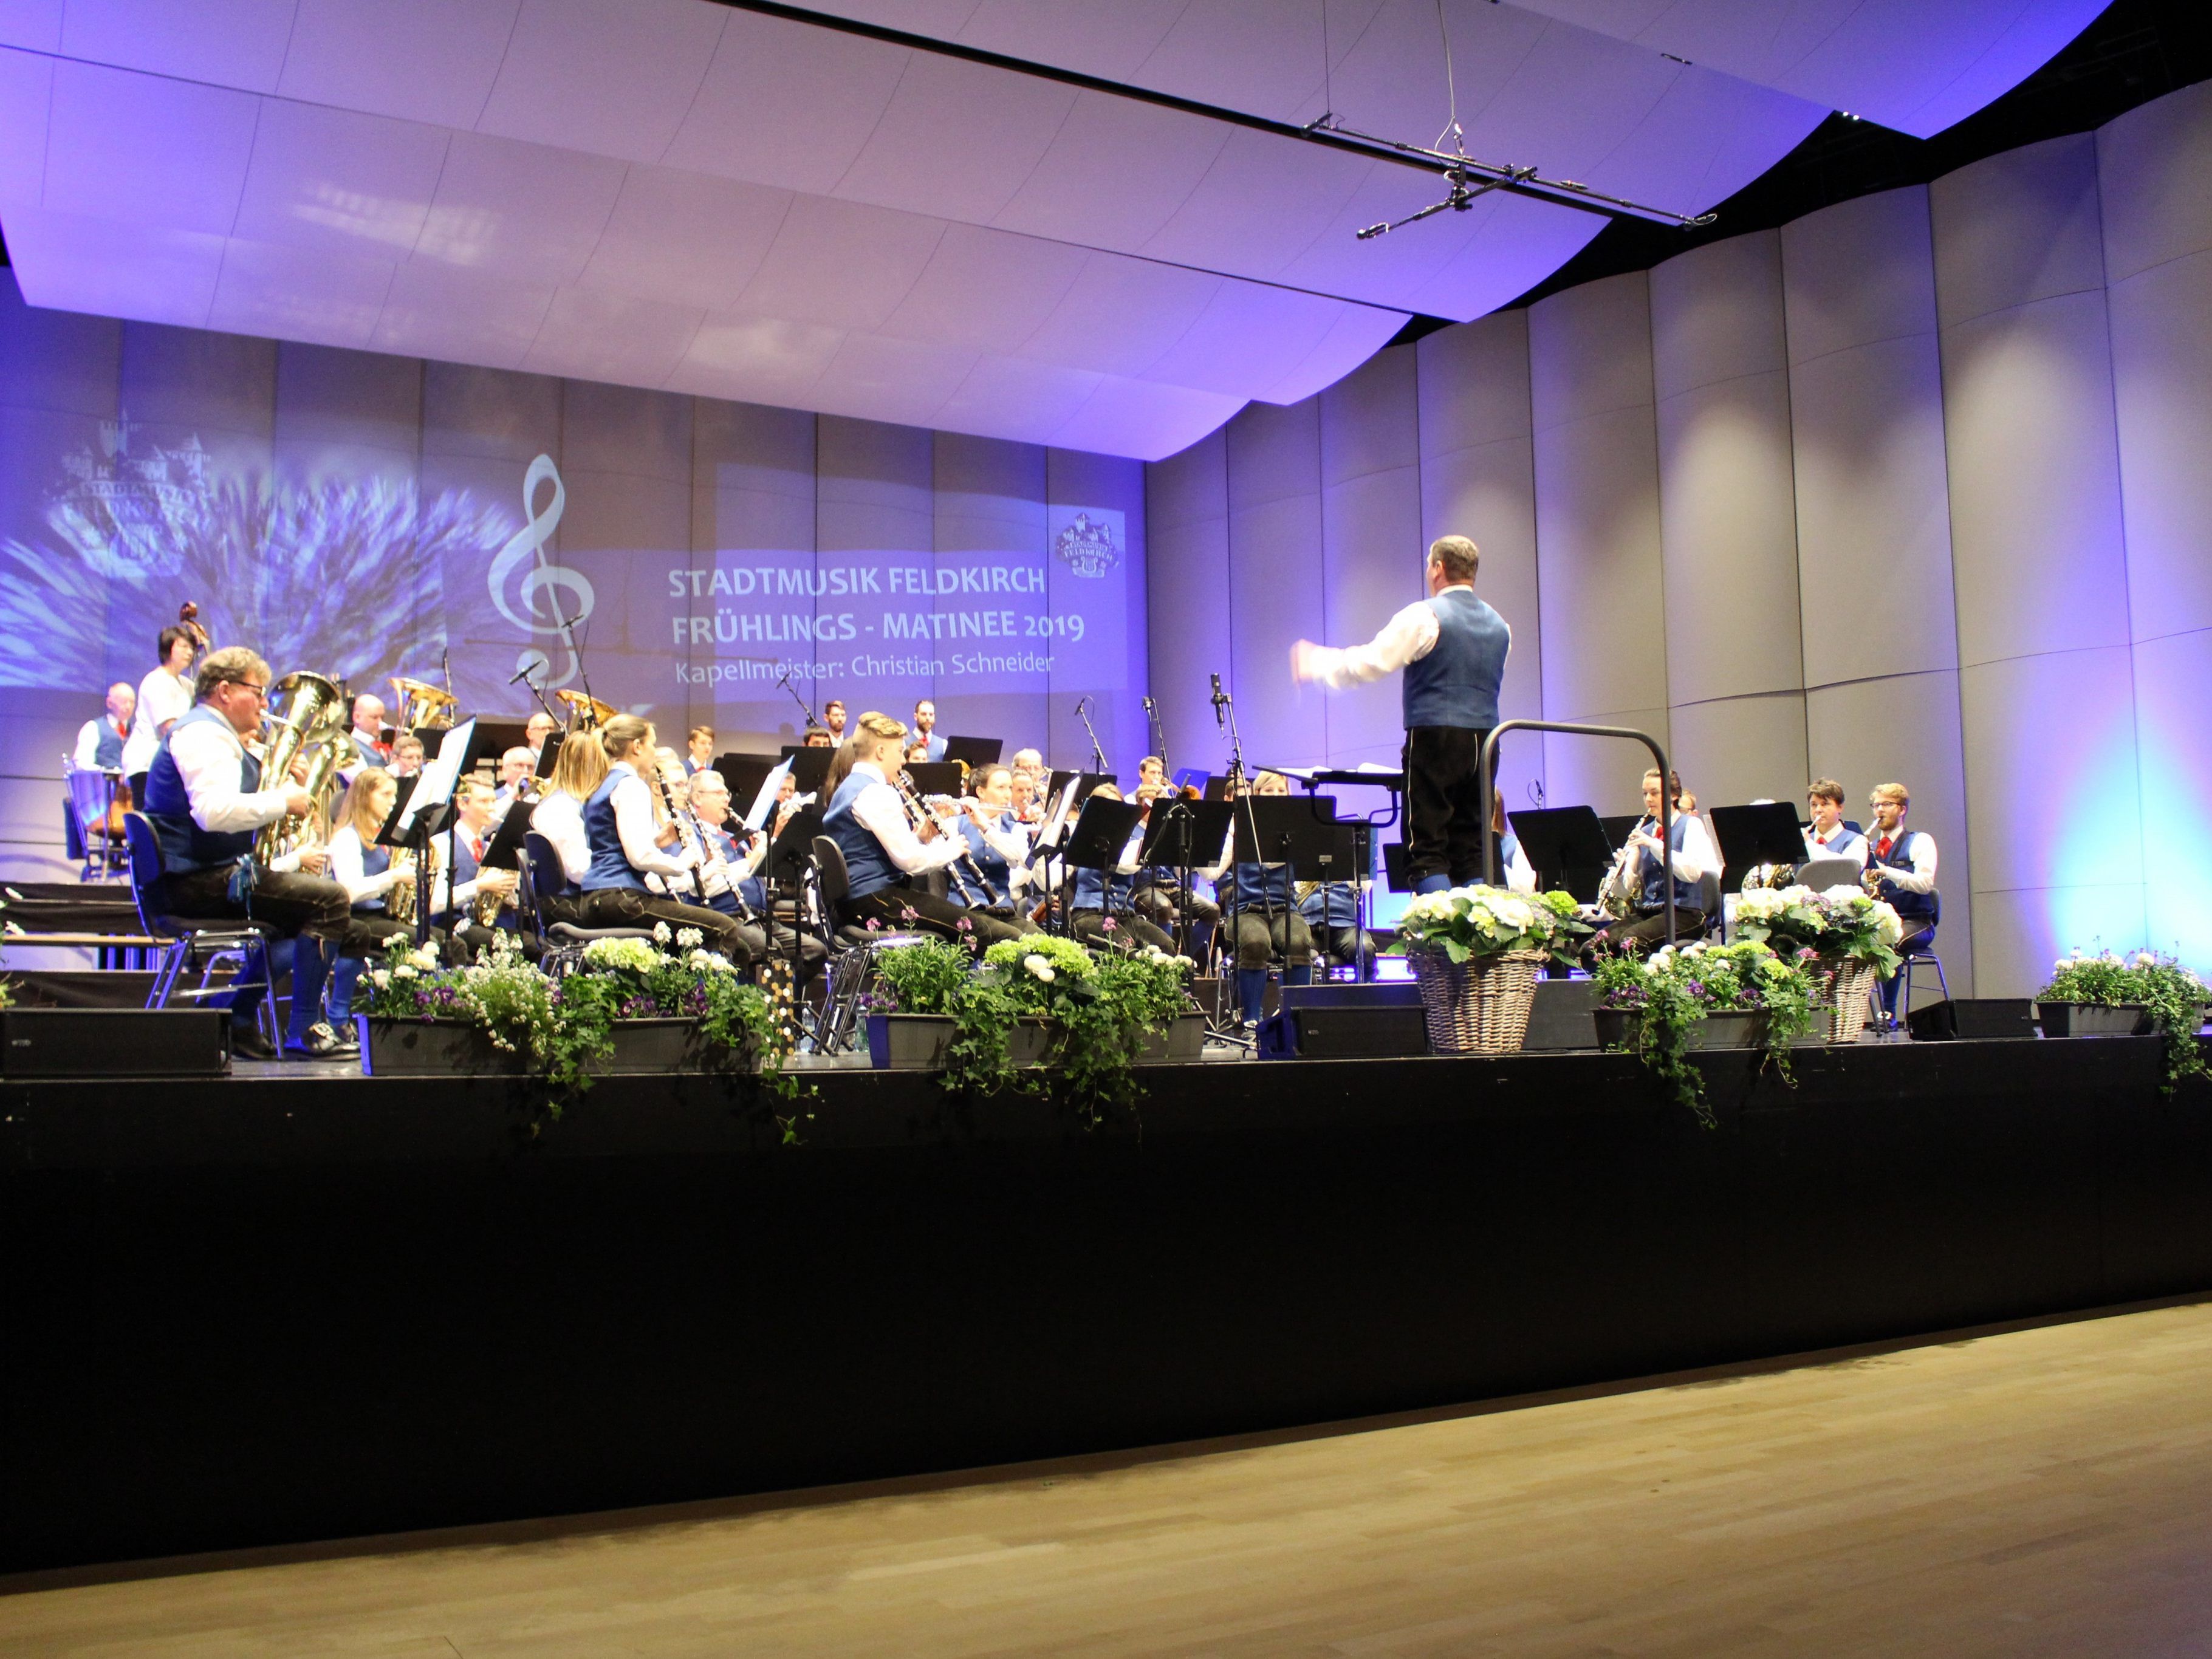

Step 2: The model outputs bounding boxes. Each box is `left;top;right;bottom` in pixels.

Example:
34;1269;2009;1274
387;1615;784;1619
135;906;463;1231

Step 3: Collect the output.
1711;802;1809;893
533;731;563;783
1046;769;1110;804
1508;806;1615;903
1599;813;1641;852
767;802;823;979
1171;767;1211;797
1136;797;1233;963
479;798;534;872
781;747;833;796
1061;797;1145;939
1232;796;1342;874
374;776;445;947
940;736;1002;768
903;761;964;799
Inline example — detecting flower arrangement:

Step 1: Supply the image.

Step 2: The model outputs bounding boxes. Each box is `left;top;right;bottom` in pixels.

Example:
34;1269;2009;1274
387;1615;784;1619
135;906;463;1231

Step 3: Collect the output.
2040;949;2210;1093
871;933;1196;1123
1592;939;1821;1127
1733;884;1905;978
1393;885;1589;966
360;925;788;1111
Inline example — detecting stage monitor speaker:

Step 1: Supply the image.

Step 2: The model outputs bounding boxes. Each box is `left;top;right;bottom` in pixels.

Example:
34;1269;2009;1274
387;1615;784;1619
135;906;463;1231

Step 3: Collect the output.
1522;979;1603;1050
1;1008;230;1078
1262;982;1428;1059
1907;998;2036;1042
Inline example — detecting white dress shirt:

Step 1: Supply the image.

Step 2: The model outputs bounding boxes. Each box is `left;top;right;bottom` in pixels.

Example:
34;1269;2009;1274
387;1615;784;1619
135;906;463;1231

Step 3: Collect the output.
123;667;193;775
1504;840;1538;894
529;790;591;886
73;716;127;769
1867;824;1937;894
1299;584;1508;689
1802;823;1866;863
165;711;291;833
1631;812;1717;887
328;824;402;906
846;761;962;875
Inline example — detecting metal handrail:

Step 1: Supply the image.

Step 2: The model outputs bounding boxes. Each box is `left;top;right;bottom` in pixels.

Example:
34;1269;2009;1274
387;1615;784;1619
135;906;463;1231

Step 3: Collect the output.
1476;720;1676;948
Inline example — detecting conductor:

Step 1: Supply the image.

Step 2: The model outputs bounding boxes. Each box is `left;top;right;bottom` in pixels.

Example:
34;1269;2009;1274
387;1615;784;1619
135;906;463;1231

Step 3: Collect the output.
1290;534;1510;894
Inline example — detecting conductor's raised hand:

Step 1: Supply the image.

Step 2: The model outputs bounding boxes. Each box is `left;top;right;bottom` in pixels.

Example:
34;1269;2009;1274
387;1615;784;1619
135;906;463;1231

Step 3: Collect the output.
1289;640;1326;684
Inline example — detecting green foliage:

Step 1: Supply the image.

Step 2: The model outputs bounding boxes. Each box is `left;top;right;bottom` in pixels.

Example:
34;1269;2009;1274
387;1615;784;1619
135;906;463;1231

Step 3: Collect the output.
1394;885;1591;968
2041;949;2211;1095
1594;940;1824;1128
1733;884;1904;979
874;936;1196;1127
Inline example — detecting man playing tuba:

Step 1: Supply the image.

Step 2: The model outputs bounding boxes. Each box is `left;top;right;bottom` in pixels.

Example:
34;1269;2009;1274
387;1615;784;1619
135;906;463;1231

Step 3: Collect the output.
139;646;373;1060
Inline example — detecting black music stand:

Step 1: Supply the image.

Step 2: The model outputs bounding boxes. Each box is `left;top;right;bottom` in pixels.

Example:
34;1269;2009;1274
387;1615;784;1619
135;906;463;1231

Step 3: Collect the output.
717;754;780;824
1599;813;1641;852
766;802;823;979
479;798;533;871
1711;802;1809;894
374;776;448;948
940;736;1002;768
1046;769;1111;804
781;747;833;797
1136;796;1234;961
903;762;965;799
1508;806;1615;903
533;731;563;782
1061;797;1145;940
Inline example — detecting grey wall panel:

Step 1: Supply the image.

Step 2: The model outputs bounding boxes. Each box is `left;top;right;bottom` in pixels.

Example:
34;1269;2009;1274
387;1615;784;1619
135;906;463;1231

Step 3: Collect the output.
2130;626;2212;959
561;380;694;485
1226;481;1326;771
1651;230;1787;400
1974;884;2149;1002
1937;292;2130;665
2095;78;2212;286
0;279;118;418
1144;433;1230;778
1417;309;1531;457
2106;247;2212;643
1930;134;2107;330
1320;344;1418;488
1320;347;1422;768
1225;396;1321;513
1541;706;1672;822
1669;692;1810;819
1806;669;1974;997
1786;334;1958;686
934;434;1048;751
421;361;561;463
272;343;423;459
1779;187;1940;365
1047;446;1148;779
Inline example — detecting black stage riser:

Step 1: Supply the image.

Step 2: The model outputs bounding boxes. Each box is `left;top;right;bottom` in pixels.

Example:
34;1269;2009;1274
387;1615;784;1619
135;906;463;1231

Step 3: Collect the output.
2;1038;2207;1573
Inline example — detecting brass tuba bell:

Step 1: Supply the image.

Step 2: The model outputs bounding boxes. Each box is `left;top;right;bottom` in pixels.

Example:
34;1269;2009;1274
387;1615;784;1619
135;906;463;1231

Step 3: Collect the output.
388;675;458;733
253;671;348;864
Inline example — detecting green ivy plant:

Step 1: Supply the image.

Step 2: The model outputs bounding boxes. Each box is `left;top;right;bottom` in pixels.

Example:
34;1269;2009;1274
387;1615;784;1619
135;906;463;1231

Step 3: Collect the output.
2041;948;2211;1095
1593;939;1822;1129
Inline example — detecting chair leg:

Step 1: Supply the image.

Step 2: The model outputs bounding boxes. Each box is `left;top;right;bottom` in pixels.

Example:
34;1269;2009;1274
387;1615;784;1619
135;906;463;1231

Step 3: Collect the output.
1930;953;1949;1001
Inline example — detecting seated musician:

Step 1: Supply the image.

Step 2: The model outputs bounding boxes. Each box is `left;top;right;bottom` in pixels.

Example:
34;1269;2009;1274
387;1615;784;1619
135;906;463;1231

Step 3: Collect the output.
1008;767;1042;825
953;764;1039;931
1803;778;1866;864
75;682;134;771
345;694;389;774
645;745;772;966
1863;781;1939;1022
427;777;529;961
803;724;834;748
820;712;1023;945
389;733;426;777
1201;771;1315;1030
577;715;751;960
1588;768;1714;956
521;728;608;928
1010;746;1044;779
1067;784;1176;953
687;766;826;980
139;646;369;1060
1298;878;1375;977
323;769;423;1030
684;725;716;776
525;710;558;753
492;746;537;812
905;737;933;765
912;698;948;763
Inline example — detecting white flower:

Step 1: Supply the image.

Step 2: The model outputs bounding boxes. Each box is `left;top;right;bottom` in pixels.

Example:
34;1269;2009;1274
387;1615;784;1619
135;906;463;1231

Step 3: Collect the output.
1648;946;1675;971
1872;903;1904;947
2055;957;2076;974
2135;951;2157;967
392;964;417;980
371;969;391;988
1024;953;1056;983
678;927;704;949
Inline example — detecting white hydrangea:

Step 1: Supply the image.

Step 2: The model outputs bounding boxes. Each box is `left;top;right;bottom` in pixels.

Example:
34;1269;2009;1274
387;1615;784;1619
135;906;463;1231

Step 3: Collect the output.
1871;902;1904;947
1024;953;1056;983
677;927;704;949
652;920;673;944
371;969;391;988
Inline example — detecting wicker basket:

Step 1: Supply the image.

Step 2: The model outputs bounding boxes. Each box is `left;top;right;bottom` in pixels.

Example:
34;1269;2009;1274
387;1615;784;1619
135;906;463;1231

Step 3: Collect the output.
1408;948;1546;1056
1822;958;1881;1043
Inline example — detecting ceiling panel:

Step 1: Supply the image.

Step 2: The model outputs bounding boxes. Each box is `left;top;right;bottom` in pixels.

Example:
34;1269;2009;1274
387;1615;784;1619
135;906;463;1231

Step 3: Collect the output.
671;311;846;408
277;0;521;131
208;233;397;347
988;91;1231;251
4;208;225;329
522;286;705;385
1016;258;1224;380
935;354;1106;446
0;46;53;213
877;223;1089;354
828;50;1079;224
413;131;626;284
43;60;258;238
476;0;725;163
0;1;61;52
733;193;949;331
58;0;296;92
572;164;793;313
370;256;555;368
809;332;983;431
230;97;451;258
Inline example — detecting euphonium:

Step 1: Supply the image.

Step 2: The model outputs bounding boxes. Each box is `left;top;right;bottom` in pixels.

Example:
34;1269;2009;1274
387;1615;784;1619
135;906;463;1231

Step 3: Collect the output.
253;671;347;864
386;840;439;923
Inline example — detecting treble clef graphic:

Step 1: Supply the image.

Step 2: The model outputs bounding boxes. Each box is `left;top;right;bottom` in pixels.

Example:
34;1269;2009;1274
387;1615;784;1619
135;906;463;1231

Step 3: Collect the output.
487;453;594;688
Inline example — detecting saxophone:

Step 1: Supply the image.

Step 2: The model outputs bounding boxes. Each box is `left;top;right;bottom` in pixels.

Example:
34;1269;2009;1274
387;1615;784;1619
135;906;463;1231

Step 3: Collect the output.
1599;818;1653;920
385;840;439;923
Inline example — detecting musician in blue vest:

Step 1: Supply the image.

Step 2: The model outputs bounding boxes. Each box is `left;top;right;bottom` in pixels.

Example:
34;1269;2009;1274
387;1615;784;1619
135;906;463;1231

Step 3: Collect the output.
820;712;1023;943
1201;771;1315;1029
1292;534;1512;894
1803;778;1867;864
74;682;135;771
324;768;418;1030
1298;878;1374;977
952;764;1040;928
426;776;535;960
140;646;363;1060
575;714;750;960
1863;781;1939;1023
1068;785;1176;953
682;764;823;979
1589;768;1716;956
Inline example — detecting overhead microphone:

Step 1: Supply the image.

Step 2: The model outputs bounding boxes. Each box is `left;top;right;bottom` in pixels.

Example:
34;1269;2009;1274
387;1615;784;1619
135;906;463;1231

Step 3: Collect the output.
1210;672;1228;730
508;651;549;686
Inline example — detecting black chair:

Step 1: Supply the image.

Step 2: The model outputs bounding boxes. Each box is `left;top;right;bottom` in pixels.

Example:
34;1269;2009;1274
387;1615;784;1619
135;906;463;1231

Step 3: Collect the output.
521;830;652;973
121;811;276;1045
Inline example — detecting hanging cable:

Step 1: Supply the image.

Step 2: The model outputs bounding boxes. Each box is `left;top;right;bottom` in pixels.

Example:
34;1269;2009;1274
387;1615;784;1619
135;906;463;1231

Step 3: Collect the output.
1434;0;1464;156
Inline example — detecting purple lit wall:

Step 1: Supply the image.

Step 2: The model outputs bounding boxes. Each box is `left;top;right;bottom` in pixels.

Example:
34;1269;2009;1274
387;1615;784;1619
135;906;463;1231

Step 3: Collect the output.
1148;79;2212;998
0;287;1146;883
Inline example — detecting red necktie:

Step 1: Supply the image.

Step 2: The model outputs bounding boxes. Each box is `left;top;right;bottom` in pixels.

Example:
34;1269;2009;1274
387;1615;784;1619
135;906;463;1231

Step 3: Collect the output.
1877;837;1893;860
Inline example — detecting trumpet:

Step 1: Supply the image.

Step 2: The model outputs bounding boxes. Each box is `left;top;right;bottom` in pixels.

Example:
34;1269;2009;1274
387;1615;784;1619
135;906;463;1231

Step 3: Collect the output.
1598;816;1655;920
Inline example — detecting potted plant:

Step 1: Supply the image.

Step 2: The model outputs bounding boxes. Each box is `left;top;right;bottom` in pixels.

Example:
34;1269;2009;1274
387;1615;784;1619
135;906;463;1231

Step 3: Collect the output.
2039;950;2210;1093
1592;939;1821;1127
564;926;784;1078
1733;883;1904;1041
357;936;540;1079
1392;886;1589;1055
1094;943;1204;1061
864;935;976;1069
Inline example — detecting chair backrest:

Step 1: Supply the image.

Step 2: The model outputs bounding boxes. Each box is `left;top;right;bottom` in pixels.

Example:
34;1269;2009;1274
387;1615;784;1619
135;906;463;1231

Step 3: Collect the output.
1797;857;1860;894
812;834;850;914
1698;871;1721;928
523;831;570;905
120;811;173;934
511;843;544;942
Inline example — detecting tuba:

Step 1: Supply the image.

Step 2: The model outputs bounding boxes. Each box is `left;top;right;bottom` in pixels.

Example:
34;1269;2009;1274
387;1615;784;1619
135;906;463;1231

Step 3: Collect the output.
253;671;348;864
555;688;617;730
389;675;457;733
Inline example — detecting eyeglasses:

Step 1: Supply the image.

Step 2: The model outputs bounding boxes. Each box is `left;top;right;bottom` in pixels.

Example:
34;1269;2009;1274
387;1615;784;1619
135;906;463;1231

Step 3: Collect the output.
226;680;270;701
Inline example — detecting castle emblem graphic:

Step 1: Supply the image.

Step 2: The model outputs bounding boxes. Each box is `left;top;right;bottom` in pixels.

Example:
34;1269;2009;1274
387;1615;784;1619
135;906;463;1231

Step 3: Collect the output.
1053;510;1121;579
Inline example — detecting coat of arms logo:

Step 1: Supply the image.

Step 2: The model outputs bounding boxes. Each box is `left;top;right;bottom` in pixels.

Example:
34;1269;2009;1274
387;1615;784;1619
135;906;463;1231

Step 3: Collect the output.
1053;511;1120;579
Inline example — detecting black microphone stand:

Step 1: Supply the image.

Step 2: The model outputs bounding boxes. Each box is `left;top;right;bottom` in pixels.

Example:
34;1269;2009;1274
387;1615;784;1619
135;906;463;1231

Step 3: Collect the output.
1076;696;1108;778
774;667;816;736
1213;679;1269;1049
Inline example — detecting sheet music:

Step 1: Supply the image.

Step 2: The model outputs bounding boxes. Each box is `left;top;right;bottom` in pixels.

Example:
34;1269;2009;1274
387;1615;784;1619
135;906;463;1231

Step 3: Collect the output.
742;758;793;833
395;717;476;837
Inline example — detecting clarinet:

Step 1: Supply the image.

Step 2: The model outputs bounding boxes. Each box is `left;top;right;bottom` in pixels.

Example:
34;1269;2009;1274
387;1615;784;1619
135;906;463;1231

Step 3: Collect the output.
896;768;991;905
645;761;710;905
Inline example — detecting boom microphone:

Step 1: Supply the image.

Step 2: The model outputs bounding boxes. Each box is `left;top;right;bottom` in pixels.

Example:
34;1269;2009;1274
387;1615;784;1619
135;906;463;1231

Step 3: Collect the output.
508;651;549;686
1210;672;1227;730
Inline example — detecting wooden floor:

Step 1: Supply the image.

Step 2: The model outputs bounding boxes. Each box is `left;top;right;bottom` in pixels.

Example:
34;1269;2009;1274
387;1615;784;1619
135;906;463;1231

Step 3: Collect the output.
12;1302;2212;1657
